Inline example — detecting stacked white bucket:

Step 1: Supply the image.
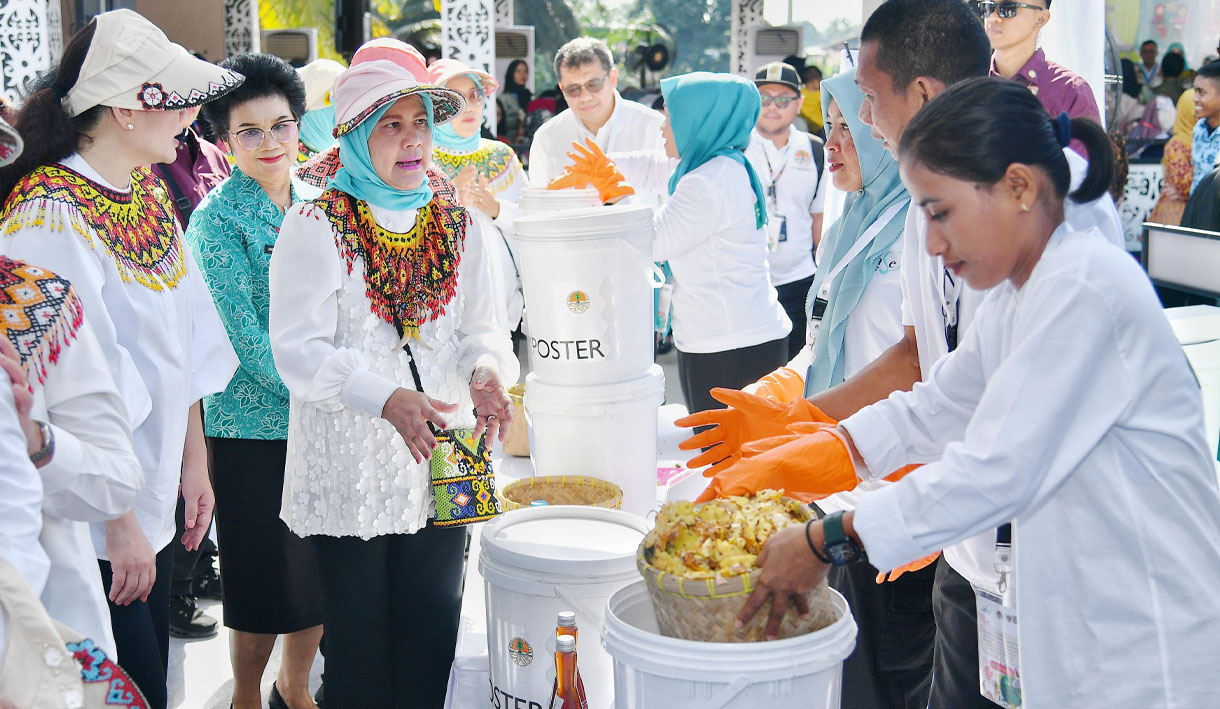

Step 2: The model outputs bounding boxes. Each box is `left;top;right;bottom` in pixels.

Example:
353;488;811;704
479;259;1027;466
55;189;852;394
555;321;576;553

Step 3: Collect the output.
513;187;665;516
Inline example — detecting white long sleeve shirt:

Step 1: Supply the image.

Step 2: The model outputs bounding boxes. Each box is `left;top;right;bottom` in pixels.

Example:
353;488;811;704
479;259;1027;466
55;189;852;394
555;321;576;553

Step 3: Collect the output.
744;127;827;286
0;388;48;596
269;198;519;539
0;154;237;558
897;148;1125;589
844;225;1220;707
528;93;667;206
612;153;791;353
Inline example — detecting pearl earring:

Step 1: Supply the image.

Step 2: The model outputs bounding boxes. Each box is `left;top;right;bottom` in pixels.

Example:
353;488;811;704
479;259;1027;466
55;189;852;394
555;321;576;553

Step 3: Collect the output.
126;124;134;130
1019;203;1031;212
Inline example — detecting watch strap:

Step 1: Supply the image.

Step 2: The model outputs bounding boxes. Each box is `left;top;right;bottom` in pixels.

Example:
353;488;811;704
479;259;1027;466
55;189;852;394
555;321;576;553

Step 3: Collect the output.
823;510;847;544
29;420;54;467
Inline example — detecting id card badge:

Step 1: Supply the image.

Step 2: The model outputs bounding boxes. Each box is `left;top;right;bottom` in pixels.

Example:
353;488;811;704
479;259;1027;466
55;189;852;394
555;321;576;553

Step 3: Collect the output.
765;215;786;251
974;586;1021;708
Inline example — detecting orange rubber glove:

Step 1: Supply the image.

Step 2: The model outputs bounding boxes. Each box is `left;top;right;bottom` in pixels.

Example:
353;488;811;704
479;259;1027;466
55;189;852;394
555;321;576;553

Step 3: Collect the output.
546;138;635;203
676;388;834;476
750;366;806;404
876;551;941;584
694;425;857;503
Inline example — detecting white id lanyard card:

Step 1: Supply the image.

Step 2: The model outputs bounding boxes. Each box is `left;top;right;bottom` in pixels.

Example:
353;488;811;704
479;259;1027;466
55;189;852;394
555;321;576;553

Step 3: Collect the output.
974;587;1021;708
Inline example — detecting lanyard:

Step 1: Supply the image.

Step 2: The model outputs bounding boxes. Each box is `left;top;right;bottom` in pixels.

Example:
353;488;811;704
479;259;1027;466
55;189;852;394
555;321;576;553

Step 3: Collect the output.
762;142;792;210
807;200;907;336
941;267;961;352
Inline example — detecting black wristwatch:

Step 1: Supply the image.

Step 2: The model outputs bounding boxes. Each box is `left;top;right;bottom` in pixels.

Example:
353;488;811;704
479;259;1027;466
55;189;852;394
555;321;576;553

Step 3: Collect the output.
822;511;866;566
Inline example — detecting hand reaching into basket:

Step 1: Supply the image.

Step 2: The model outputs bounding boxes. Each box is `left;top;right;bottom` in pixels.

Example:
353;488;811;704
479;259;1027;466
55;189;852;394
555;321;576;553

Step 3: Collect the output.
547;137;635;204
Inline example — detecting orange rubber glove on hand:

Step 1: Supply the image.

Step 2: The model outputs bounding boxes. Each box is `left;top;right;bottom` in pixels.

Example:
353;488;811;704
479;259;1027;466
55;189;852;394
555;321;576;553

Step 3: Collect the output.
749;366;806;404
876;551;941;584
546;138;635;203
694;425;857;503
676;388;835;476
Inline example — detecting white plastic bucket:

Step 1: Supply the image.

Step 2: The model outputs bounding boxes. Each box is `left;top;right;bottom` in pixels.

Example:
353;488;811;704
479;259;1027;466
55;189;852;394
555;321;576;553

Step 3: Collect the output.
524;365;665;516
603;580;857;709
515;204;657;386
480;506;648;709
516;186;602;216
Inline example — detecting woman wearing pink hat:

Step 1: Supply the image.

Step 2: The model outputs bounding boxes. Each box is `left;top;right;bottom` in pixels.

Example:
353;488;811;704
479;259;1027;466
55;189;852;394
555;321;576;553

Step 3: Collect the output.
428;58;527;335
0;11;240;709
268;59;517;708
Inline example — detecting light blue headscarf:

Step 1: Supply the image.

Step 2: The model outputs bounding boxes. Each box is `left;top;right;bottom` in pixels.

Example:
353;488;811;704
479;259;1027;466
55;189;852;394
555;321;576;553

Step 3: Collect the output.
659;72;768;229
433;74;484;152
330;93;435;211
803;68;911;395
299;105;336;154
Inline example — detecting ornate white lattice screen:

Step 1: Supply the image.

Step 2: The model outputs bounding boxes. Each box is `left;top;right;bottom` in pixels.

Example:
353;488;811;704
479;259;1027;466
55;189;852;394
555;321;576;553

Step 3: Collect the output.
494;0;512;25
224;0;260;57
0;0;51;103
442;0;497;129
730;0;765;76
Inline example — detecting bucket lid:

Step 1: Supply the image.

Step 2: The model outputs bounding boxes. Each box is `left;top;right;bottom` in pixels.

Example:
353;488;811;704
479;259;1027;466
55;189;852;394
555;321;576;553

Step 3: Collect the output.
517;186;601;215
525;364;664;409
480;506;648;577
515;204;654;242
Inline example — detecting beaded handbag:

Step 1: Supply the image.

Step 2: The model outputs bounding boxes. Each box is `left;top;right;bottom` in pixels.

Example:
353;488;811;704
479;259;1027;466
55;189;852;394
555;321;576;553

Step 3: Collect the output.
402;337;503;527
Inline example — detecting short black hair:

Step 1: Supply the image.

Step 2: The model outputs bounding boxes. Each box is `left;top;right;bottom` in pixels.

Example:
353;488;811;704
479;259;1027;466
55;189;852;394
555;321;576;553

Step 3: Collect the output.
860;0;990;92
802;65;822;82
1162;52;1185;78
1141;39;1158;49
900;77;1114;207
1199;61;1220;82
203;53;306;137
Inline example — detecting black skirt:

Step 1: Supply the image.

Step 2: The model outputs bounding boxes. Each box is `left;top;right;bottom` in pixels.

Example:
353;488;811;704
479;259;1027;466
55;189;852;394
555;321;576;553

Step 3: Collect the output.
208;437;323;634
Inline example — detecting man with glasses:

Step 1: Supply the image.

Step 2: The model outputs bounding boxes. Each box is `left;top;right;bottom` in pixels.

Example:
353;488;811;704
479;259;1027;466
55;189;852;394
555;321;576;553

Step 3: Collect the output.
745;61;826;360
528;37;666;204
978;0;1099;150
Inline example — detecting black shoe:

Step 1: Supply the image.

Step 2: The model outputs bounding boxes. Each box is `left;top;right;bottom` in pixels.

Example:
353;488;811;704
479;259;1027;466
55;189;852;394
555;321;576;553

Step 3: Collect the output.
191;565;222;601
268;682;288;709
314;683;324;709
167;594;218;639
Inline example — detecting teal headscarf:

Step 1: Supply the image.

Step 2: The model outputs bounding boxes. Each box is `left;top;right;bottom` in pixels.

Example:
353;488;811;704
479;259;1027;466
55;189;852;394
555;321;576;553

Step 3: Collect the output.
434;74;484;152
803;68;911;396
330;93;435;211
659;72;767;229
299;105;336;154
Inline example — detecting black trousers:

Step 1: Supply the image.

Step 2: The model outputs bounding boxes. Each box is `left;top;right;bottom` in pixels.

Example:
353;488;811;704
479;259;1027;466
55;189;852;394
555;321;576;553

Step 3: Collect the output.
98;543;174;709
776;274;816;360
170;494;216;596
927;558;995;709
829;559;936;709
309;522;467;709
677;337;789;415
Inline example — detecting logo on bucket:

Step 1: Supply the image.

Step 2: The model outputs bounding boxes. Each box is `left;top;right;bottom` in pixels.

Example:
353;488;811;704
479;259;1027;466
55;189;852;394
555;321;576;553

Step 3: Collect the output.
566;291;591;314
509;637;533;667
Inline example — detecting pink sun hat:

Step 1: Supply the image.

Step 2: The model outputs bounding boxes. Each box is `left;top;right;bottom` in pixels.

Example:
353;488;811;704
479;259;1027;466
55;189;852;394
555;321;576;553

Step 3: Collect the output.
352;38;429;81
331;59;464;138
427;58;499;95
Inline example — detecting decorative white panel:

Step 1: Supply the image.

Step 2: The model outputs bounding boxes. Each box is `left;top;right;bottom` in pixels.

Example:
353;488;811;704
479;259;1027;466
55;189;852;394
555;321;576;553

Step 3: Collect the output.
730;0;765;76
1121;162;1165;252
224;0;259;57
443;0;496;128
0;0;50;102
44;0;61;61
494;0;512;26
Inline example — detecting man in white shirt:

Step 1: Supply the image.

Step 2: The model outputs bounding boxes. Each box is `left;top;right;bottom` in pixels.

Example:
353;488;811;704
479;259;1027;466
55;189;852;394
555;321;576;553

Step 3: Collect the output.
745;61;826;359
528;37;666;205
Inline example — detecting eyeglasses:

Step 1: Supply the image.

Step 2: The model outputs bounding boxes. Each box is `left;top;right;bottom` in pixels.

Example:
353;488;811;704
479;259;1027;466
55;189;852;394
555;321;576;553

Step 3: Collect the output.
972;1;1046;19
459;87;487;105
560;74;610;98
228;120;299;151
760;95;799;108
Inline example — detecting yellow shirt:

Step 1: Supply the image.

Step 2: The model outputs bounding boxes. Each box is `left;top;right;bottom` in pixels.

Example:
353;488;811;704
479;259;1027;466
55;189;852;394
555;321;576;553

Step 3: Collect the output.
800;87;822;132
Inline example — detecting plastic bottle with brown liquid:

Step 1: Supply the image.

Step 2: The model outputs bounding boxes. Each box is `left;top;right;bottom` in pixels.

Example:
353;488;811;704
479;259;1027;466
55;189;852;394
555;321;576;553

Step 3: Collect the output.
548;635;588;709
555;611;586;697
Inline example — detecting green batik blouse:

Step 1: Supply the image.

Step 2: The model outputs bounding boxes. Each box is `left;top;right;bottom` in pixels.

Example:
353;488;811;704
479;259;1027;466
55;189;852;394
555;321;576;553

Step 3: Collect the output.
185;167;320;439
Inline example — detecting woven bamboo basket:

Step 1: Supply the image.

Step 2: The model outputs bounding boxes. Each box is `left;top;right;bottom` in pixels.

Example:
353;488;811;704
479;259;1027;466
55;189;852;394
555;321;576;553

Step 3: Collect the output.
637;501;838;642
500;475;623;510
502;384;529;457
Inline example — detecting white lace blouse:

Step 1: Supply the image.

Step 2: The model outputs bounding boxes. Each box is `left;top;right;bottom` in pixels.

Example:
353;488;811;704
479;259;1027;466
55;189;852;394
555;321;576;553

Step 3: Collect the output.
269;197;518;539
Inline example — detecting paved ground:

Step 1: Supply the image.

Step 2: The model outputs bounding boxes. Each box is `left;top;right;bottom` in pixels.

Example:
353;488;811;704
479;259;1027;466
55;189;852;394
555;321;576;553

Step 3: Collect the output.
167;346;686;708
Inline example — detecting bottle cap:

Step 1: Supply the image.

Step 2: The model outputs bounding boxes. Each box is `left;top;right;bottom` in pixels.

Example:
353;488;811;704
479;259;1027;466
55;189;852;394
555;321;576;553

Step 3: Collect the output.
557;611;576;627
556;635;576;652
530;499;548;507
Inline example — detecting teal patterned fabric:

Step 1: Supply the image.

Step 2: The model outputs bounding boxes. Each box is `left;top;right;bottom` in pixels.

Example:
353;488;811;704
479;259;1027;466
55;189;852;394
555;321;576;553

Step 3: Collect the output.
185;168;320;439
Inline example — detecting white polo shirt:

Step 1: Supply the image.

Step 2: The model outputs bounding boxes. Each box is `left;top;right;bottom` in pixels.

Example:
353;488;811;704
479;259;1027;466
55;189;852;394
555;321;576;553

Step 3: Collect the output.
744;126;826;286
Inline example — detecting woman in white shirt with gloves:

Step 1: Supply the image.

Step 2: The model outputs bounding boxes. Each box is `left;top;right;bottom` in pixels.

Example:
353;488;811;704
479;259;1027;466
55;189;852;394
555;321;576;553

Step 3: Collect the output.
714;78;1220;707
551;72;790;415
269;59;516;708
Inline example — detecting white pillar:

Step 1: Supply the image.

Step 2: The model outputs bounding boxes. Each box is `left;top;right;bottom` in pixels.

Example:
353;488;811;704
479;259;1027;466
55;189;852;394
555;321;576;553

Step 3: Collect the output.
0;0;52;102
443;0;497;129
730;0;765;76
224;0;260;56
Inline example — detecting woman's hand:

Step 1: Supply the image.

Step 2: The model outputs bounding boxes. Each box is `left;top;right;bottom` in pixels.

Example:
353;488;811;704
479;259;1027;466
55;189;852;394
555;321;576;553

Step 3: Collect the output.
180;402;213;551
470;364;512;444
456;167;501;219
0;338;40;458
736;522;831;640
105;510;156;605
383;388;459;463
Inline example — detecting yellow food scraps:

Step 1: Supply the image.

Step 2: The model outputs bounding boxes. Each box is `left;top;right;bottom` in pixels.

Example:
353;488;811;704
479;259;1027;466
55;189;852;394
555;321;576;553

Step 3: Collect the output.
642;489;807;579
